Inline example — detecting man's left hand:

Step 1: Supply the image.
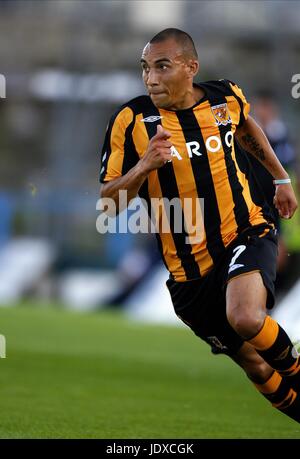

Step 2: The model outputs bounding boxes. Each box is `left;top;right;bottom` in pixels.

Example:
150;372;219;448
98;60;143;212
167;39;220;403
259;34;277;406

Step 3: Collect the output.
273;183;298;219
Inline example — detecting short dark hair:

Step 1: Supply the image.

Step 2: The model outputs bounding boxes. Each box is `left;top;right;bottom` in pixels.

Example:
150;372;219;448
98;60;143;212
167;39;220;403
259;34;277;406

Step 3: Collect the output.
150;28;198;60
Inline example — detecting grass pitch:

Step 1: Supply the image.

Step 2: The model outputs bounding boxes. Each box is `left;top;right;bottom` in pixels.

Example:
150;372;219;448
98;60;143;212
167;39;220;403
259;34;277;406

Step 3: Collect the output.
0;303;299;439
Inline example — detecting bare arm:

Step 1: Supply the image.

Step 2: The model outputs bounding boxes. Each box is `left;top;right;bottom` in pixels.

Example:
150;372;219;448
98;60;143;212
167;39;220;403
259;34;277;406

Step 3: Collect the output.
235;115;298;219
100;162;149;213
100;125;172;213
235;115;289;179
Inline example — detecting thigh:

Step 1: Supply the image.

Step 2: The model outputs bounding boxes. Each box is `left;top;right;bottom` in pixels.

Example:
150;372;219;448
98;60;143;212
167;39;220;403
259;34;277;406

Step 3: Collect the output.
226;271;267;320
225;229;278;309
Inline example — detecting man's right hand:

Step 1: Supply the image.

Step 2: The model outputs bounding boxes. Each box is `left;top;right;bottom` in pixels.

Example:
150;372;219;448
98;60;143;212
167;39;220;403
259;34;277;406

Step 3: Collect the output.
139;125;172;174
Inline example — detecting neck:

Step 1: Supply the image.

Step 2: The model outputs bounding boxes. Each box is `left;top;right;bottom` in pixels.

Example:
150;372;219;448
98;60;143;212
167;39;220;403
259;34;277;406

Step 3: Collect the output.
167;86;204;110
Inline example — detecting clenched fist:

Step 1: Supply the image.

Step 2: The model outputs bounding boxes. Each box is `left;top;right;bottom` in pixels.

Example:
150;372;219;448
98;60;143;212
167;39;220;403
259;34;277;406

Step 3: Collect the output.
140;125;172;174
273;183;298;219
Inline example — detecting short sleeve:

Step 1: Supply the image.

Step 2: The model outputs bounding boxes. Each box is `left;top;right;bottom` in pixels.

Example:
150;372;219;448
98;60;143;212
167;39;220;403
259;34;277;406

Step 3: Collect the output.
226;80;250;127
99;106;136;183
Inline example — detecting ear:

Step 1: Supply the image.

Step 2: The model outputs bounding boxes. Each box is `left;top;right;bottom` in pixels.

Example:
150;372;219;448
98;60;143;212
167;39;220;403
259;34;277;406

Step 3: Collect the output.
186;59;199;79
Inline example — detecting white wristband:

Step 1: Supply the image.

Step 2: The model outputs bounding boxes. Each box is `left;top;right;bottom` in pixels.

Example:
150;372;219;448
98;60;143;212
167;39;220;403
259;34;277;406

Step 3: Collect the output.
273;178;291;185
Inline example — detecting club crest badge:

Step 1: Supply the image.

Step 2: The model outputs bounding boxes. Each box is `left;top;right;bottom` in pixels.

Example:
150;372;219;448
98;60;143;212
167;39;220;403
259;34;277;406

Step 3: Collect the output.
211;103;232;126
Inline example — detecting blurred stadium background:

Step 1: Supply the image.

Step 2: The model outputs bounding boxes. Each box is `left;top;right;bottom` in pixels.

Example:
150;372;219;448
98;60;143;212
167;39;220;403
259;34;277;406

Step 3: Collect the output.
0;0;300;438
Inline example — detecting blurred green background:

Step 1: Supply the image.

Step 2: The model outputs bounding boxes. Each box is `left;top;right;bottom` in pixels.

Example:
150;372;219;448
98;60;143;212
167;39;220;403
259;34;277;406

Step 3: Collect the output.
1;303;299;439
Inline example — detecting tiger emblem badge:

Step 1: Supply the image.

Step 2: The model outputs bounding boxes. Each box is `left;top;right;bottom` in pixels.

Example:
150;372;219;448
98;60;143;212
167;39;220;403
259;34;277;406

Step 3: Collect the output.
211;103;232;126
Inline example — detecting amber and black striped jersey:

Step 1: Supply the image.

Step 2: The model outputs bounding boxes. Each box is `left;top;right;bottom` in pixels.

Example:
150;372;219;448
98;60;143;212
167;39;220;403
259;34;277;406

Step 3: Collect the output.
99;79;273;282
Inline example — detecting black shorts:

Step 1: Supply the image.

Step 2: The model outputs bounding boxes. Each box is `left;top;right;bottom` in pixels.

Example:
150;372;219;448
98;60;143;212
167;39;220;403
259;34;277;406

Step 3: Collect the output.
166;225;278;357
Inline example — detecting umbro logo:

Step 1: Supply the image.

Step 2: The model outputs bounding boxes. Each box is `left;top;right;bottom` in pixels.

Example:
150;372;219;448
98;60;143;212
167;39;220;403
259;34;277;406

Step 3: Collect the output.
207;336;228;352
141;115;163;122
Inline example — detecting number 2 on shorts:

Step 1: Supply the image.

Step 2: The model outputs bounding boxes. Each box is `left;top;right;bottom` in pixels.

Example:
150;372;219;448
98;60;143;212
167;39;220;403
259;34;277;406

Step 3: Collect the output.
229;244;246;268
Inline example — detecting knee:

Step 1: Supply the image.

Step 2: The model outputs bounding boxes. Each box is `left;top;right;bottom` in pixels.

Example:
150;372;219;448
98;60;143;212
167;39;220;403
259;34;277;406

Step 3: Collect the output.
227;305;265;340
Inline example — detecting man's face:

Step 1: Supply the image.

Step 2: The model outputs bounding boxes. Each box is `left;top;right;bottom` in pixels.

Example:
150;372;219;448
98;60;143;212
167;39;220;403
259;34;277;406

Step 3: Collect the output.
141;38;196;110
